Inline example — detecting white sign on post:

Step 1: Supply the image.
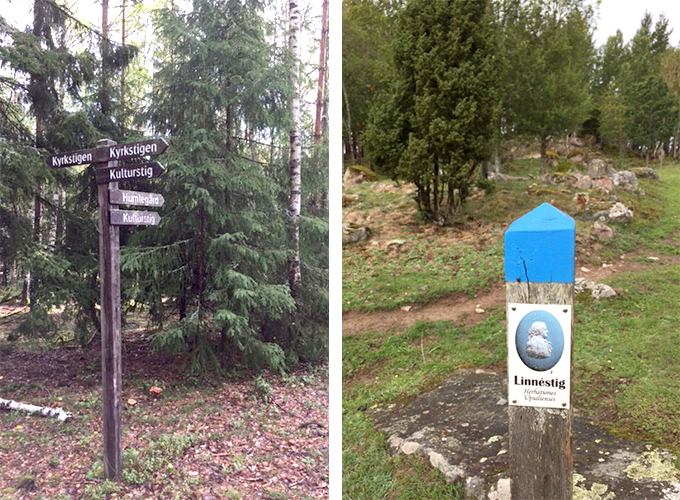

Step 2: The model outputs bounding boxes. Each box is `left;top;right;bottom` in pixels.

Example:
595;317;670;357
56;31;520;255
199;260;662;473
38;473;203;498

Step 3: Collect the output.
507;303;572;409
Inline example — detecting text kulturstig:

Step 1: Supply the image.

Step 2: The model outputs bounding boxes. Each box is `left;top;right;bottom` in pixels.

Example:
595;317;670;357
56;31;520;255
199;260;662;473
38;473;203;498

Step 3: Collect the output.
108;165;154;181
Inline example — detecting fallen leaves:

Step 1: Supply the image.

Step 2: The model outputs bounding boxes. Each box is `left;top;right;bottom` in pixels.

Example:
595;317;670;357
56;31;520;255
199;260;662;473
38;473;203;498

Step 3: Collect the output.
0;341;328;499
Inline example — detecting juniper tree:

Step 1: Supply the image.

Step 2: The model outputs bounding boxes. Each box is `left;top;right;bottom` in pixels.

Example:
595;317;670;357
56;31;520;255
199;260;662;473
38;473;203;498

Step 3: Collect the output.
501;0;594;174
620;13;678;163
365;0;497;223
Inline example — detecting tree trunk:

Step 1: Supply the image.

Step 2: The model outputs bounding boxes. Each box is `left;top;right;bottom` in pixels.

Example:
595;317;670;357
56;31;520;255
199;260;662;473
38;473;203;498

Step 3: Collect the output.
313;0;328;144
101;0;110;117
446;183;455;221
432;161;439;220
121;0;126;108
226;104;235;153
540;136;547;175
287;0;302;312
493;140;501;173
342;83;356;164
48;192;59;253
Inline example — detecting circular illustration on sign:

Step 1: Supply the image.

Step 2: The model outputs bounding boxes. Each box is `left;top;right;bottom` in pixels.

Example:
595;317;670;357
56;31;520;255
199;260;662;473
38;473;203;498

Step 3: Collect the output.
515;310;564;371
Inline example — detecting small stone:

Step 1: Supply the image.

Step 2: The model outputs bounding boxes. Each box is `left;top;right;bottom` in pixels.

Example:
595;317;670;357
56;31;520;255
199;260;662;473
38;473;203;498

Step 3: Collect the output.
592;284;616;299
401;441;420;455
400;305;412;312
592;221;615;240
581;266;590;273
475;305;485;314
647;256;660;261
480;457;488;463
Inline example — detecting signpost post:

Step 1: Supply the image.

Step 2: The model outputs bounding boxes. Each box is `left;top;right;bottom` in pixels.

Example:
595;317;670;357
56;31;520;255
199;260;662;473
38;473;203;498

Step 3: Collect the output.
504;203;575;500
95;139;122;479
47;137;167;479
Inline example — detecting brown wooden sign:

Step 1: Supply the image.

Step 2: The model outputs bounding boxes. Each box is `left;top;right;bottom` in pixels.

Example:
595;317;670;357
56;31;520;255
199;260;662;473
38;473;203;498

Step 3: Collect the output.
109;189;164;207
96;162;165;184
47;147;101;168
47;138;169;168
109;209;160;226
107;138;169;161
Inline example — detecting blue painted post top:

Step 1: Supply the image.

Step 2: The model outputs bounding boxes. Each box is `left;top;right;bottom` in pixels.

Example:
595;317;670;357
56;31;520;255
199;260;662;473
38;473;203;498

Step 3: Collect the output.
504;203;575;283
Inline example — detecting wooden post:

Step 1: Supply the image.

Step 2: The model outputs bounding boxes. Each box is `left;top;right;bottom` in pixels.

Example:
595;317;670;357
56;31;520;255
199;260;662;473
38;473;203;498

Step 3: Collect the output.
504;203;575;500
96;138;122;479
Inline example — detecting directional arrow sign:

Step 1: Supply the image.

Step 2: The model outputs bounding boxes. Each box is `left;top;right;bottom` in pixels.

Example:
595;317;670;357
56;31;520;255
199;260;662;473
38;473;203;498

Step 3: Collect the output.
107;138;169;161
96;162;165;184
109;189;165;208
110;209;160;226
47;147;103;168
47;138;169;168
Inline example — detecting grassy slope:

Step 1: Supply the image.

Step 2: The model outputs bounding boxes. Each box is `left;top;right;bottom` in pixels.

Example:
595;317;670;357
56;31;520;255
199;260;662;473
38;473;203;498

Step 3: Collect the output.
343;161;680;499
343;158;679;312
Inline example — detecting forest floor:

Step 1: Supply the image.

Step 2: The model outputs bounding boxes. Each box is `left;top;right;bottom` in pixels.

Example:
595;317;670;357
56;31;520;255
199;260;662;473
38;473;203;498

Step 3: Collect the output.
0;321;328;500
342;154;680;499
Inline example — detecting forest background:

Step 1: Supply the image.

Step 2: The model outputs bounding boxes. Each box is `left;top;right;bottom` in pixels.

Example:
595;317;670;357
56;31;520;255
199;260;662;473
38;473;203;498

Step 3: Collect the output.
343;0;680;225
0;0;330;372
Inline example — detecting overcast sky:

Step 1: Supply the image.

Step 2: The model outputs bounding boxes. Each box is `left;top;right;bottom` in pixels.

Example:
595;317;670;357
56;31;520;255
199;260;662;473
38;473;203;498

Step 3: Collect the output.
592;0;680;48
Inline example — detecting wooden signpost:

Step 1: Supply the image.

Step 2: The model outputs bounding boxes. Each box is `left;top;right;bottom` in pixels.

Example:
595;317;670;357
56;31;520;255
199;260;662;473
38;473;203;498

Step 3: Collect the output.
95;161;166;184
46;138;167;479
47;138;168;168
504;202;575;500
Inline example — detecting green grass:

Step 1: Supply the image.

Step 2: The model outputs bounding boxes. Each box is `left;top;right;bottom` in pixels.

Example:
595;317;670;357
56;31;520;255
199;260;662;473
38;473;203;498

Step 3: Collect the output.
343;315;505;499
574;265;680;445
343;160;680;498
344;265;680;497
343;236;503;311
343;162;680;311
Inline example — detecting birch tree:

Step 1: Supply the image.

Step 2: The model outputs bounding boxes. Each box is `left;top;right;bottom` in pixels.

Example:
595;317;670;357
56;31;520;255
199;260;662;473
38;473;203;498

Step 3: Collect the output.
287;0;302;308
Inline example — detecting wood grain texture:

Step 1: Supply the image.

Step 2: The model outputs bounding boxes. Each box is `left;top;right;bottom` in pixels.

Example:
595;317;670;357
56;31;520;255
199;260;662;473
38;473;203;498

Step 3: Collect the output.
507;281;574;500
97;139;122;479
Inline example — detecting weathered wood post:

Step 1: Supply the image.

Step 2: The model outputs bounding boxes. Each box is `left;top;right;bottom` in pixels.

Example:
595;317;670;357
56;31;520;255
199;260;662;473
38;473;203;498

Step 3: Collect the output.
46;137;167;480
96;138;122;479
504;202;575;500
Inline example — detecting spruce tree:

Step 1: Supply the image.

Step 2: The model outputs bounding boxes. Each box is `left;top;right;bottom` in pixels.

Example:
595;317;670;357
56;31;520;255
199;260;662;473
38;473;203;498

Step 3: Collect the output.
137;0;303;371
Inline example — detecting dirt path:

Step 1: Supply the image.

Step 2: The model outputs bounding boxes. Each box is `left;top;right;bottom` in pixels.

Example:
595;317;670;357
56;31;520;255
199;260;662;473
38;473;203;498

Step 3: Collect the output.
342;250;679;337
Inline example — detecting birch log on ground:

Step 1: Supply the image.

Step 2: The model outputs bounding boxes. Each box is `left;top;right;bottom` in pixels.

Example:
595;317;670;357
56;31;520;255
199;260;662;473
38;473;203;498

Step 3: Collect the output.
0;397;72;422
